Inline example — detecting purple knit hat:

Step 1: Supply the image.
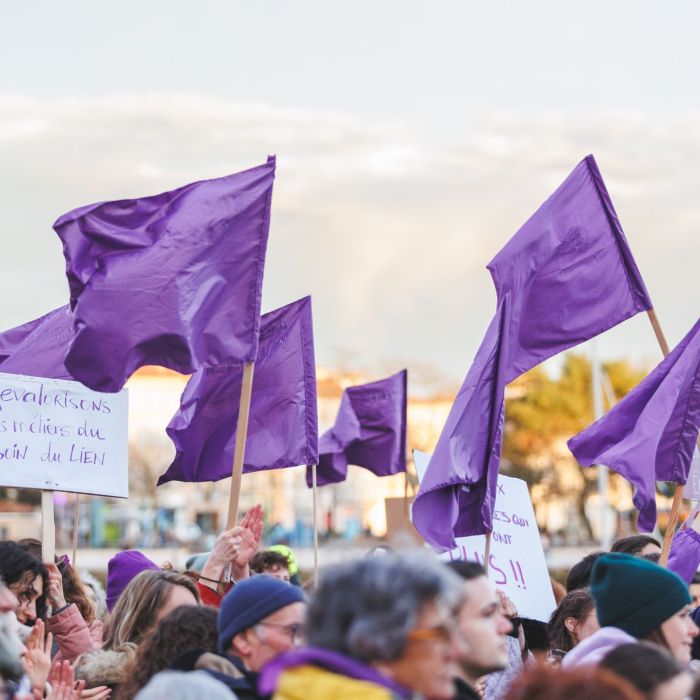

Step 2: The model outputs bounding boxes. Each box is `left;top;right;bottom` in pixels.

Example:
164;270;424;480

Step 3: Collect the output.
106;550;159;611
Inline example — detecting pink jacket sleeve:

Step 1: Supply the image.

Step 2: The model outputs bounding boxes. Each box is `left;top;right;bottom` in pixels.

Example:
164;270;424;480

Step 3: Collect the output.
46;604;104;662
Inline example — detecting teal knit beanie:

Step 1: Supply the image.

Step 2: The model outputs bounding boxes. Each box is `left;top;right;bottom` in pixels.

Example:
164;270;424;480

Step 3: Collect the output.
591;552;690;638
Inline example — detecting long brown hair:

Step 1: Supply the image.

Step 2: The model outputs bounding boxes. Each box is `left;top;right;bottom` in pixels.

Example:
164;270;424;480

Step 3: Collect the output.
547;589;595;655
103;570;199;650
116;605;218;699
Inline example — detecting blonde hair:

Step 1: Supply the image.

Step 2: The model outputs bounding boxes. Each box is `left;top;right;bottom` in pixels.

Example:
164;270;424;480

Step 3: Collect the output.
103;570;199;650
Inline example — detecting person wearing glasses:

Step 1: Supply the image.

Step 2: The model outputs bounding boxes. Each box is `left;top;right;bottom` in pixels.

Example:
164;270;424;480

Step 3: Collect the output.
258;552;465;700
210;574;306;699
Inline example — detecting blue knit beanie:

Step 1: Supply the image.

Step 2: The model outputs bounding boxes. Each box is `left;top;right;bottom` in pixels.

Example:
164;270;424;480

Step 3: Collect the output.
217;575;305;653
591;552;690;638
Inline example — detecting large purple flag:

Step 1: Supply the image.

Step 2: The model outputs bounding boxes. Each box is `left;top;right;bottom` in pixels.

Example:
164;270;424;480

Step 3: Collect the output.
53;157;276;393
158;296;318;485
412;298;510;548
306;369;407;487
0;306;74;380
487;154;653;382
413;155;653;550
569;318;700;532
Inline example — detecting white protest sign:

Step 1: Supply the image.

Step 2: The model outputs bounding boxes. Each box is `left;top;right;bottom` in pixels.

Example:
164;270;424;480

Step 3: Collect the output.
413;450;555;622
683;449;700;501
0;373;128;497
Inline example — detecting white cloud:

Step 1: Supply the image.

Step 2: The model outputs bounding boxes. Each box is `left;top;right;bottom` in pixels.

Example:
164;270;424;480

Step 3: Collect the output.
0;93;697;390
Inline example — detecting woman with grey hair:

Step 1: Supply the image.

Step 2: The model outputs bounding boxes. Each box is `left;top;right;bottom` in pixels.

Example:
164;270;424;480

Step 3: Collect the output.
259;552;464;700
134;671;237;699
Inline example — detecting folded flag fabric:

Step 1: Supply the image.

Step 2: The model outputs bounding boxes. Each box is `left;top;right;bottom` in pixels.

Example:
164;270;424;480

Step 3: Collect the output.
307;369;407;487
158;296;318;485
53;157;276;392
569;317;700;532
0;305;74;381
413;155;653;550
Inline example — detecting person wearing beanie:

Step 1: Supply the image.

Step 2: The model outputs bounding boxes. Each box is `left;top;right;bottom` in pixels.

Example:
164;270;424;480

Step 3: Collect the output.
105;550;159;612
563;552;698;668
195;575;305;700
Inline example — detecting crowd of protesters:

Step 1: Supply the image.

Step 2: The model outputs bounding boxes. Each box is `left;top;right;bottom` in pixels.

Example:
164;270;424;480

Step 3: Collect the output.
2;505;700;699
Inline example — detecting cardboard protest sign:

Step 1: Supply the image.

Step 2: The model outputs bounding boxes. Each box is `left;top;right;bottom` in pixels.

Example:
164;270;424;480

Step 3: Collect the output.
0;373;128;497
413;450;556;622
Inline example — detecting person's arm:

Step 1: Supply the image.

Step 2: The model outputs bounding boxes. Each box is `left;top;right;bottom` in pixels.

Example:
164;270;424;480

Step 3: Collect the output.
198;504;264;593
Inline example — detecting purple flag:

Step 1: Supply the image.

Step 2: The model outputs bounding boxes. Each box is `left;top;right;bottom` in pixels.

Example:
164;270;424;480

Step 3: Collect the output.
158;296;318;485
53;157;276;392
412;297;509;548
487;154;653;382
307;369;407;487
0;306;74;381
413;155;653;550
569;318;700;532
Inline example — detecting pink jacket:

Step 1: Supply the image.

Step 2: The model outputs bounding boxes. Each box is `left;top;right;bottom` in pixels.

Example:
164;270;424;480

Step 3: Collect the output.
46;603;103;663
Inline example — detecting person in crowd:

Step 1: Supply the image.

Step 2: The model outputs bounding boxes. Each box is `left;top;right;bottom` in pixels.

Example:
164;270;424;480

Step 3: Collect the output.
611;535;661;557
268;546;300;587
133;670;237;700
0;541;48;627
600;642;693;700
105;551;160;613
194;574;307;699
547;589;598;664
563;553;698;668
82;570;109;625
0;576;25;695
258;553;464;700
249;551;291;583
565;552;603;592
503;665;644;700
76;570;199;692
448;561;517;700
117;605;219;699
689;572;700;608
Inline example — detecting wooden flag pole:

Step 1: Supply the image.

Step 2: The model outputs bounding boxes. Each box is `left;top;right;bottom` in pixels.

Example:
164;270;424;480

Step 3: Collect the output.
646;309;682;567
483;531;492;578
225;362;256;531
72;494;80;566
311;464;319;587
41;491;55;562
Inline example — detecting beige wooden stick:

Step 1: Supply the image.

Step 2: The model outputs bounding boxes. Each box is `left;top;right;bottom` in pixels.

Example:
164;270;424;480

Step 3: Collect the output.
225;362;255;530
72;494;80;566
646;309;683;567
312;464;319;587
483;531;492;578
41;491;55;562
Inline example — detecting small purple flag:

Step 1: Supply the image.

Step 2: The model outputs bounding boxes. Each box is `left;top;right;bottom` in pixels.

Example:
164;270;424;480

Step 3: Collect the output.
158;296;318;485
412;297;510;548
414;155;654;551
54;157;276;392
307;369;407;487
487;154;653;382
0;306;74;380
569;318;700;532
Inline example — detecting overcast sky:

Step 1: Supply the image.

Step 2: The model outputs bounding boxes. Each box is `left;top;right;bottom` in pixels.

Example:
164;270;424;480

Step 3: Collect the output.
1;1;698;391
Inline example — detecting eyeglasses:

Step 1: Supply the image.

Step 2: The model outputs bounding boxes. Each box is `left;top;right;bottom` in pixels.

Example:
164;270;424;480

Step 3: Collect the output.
406;622;457;644
256;621;304;644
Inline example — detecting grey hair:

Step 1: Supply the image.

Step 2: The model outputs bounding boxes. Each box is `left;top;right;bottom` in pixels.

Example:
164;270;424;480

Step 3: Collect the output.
306;551;464;663
134;671;237;700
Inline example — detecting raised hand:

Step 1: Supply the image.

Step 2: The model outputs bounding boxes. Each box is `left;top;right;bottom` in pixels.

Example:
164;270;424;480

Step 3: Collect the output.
46;561;68;610
24;619;53;696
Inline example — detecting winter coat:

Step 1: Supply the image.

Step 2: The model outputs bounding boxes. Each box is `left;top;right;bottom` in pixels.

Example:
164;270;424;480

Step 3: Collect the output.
561;627;636;668
47;603;103;663
258;647;412;700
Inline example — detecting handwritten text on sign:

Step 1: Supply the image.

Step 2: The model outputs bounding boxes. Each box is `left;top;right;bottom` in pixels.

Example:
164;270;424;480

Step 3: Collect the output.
0;373;128;497
412;450;556;622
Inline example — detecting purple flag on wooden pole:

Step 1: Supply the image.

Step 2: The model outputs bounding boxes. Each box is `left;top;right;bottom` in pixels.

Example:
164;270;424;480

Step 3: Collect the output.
53;157;276;393
413;155;654;551
487;154;653;382
158;296;318;485
306;369;407;487
569;318;700;532
0;306;74;380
